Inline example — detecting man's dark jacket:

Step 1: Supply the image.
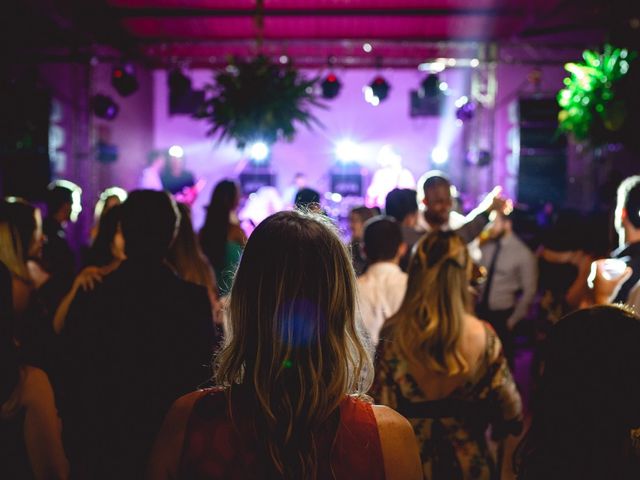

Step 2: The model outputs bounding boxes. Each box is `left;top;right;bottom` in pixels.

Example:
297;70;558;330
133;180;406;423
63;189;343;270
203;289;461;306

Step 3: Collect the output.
62;259;214;479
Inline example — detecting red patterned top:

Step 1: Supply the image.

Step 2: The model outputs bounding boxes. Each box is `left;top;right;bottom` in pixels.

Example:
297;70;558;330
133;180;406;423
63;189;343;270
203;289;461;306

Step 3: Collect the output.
178;387;385;479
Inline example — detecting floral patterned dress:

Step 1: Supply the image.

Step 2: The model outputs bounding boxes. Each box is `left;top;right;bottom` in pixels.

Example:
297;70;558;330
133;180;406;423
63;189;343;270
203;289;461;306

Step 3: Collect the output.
371;322;522;480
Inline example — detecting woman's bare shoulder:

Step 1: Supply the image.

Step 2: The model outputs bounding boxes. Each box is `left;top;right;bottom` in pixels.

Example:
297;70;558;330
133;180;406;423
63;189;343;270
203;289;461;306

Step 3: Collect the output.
371;405;422;480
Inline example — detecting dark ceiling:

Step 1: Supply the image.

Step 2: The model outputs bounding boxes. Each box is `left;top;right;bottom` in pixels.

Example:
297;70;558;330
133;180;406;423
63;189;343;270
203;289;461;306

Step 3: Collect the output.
3;0;640;68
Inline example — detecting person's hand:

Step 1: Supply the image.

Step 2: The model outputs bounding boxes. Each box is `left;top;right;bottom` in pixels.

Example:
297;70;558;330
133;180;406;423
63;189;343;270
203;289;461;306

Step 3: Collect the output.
27;260;50;289
588;259;632;304
477;186;512;216
74;266;105;292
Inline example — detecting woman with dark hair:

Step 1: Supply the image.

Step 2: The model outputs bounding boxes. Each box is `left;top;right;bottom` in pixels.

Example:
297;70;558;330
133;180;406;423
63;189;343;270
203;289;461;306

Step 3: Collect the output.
372;231;523;479
53;205;125;333
0;204;69;479
0;199;46;318
0;199;54;366
149;210;422;480
90;186;127;241
199;180;246;296
515;305;640;480
168;203;220;324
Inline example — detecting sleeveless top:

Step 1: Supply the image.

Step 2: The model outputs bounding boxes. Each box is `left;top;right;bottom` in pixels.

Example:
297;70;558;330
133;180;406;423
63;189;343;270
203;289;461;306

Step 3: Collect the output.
371;322;522;480
178;388;385;480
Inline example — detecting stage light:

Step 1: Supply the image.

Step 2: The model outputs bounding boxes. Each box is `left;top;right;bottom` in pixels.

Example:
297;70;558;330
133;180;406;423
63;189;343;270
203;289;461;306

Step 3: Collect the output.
321;73;342;99
455;96;469;108
168;145;184;158
418;61;446;73
456;97;476;122
370;76;390;101
91;94;119;120
421;74;442;97
470;58;480;68
248;141;270;163
363;43;373;53
363;86;380;106
279;55;289;64
439;81;449;92
335;140;361;163
111;64;138;97
431;147;449;165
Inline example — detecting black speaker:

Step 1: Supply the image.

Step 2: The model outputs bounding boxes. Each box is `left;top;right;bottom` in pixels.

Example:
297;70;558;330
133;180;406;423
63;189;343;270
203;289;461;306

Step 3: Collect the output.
516;97;567;207
169;89;205;115
517;152;567;206
0;80;51;200
239;167;276;195
331;172;363;197
409;90;444;117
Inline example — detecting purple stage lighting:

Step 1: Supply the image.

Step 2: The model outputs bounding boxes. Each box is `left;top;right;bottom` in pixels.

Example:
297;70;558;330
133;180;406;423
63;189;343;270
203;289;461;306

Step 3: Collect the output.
91;94;119;120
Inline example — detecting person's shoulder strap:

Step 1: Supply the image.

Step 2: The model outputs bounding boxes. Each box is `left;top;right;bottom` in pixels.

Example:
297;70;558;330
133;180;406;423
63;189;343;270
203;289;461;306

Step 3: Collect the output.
336;397;386;479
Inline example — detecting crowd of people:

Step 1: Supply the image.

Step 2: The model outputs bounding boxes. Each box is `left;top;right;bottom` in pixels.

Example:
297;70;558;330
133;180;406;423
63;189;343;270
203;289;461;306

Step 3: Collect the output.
2;167;640;480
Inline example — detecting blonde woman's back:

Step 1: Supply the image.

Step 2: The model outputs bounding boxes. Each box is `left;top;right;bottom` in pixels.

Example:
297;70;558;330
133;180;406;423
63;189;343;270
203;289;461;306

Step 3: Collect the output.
372;316;522;480
403;314;489;401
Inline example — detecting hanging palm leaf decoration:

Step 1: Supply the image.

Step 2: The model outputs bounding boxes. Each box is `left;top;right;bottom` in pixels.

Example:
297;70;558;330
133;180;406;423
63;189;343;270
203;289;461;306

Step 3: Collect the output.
196;55;324;149
557;44;637;145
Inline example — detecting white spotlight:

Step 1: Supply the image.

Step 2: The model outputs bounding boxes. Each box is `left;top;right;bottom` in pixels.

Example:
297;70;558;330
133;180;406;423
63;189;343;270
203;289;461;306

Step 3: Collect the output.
455;96;469;108
168;145;184;158
431;147;449;165
249;142;270;162
279;55;289;64
362;43;373;53
439;81;449;91
470;58;480;68
335;140;361;163
362;86;380;106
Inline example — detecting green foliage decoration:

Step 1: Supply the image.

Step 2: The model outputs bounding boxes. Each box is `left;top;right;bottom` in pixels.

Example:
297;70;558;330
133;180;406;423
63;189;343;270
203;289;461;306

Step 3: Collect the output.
557;44;637;145
197;55;324;149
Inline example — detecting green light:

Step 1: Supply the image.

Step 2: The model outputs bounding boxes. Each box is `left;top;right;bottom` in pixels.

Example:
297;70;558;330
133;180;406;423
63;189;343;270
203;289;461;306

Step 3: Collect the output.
283;359;292;369
557;43;637;142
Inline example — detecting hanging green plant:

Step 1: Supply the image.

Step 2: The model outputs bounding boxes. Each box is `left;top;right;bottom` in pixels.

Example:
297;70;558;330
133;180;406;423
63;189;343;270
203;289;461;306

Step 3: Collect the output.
196;55;324;149
557;44;637;146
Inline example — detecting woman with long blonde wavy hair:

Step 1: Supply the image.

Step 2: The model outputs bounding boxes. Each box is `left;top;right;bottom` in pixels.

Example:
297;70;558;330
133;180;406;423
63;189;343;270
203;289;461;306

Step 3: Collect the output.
148;210;421;480
371;230;523;480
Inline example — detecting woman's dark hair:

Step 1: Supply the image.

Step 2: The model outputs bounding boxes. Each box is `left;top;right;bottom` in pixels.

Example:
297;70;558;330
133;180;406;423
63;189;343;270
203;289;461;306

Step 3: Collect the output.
5;199;37;261
86;204;123;267
514;305;640;480
200;180;238;270
167;203;217;293
0;208;19;405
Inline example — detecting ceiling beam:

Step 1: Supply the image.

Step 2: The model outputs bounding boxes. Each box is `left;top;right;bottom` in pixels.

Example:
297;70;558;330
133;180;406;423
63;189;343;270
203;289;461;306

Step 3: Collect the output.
111;7;525;19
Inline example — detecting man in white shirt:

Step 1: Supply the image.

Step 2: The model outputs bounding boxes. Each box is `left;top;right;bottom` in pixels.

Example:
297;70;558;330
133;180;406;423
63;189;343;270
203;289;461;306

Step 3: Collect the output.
412;170;508;264
138;150;165;191
356;216;407;347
